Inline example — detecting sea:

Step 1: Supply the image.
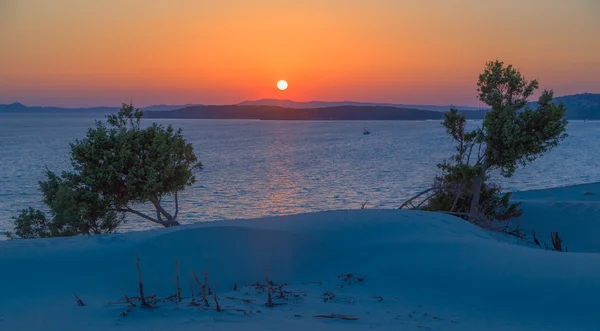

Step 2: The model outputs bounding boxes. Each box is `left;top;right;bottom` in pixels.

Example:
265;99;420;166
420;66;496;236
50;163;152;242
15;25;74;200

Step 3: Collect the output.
1;113;599;235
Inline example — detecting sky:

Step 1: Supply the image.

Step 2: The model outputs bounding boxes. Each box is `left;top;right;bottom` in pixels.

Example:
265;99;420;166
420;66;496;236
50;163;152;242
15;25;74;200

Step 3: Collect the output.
1;0;599;107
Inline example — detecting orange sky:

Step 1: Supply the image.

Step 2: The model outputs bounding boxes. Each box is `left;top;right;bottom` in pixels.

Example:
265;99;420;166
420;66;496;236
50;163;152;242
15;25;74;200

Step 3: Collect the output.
1;0;599;107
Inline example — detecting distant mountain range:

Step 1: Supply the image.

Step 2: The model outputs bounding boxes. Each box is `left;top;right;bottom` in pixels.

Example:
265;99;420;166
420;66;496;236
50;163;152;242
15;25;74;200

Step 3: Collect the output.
143;105;486;121
0;102;203;114
2;93;599;119
0;102;119;114
141;104;203;112
238;99;484;112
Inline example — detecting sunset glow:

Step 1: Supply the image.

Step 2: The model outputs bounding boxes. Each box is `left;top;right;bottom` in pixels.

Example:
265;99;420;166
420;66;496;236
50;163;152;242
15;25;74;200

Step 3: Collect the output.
0;0;599;107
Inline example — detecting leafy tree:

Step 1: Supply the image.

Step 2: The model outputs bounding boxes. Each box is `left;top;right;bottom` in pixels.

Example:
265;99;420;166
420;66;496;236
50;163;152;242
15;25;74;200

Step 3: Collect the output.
427;60;568;221
469;60;568;217
9;103;201;238
424;110;522;221
69;103;202;227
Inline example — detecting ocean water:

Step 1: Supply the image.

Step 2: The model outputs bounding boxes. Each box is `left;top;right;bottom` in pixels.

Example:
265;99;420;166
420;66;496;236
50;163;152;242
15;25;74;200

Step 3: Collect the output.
1;113;599;234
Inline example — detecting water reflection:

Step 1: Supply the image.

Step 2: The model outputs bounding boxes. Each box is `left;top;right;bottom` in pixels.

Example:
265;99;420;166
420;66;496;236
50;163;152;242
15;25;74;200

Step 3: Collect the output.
1;116;599;234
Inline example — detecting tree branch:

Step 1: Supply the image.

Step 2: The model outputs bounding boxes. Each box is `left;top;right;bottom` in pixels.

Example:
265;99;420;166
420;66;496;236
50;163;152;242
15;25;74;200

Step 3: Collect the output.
476;143;484;164
151;197;175;221
399;188;434;209
466;143;474;165
115;207;179;227
450;183;463;213
157;202;175;220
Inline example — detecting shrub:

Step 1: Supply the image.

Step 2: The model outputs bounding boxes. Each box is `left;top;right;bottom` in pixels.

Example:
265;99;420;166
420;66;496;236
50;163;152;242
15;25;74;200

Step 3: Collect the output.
9;170;124;239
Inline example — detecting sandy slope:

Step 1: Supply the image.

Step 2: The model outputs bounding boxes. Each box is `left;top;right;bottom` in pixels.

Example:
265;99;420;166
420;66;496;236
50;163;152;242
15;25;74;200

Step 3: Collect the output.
1;186;600;330
512;182;600;252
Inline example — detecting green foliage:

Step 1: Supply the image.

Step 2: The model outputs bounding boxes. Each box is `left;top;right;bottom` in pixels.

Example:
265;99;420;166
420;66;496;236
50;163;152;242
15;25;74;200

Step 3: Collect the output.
39;169;124;236
12;207;50;239
426;60;567;222
10;103;201;238
427;111;522;220
425;164;522;221
9;170;124;239
477;60;568;177
69;103;202;226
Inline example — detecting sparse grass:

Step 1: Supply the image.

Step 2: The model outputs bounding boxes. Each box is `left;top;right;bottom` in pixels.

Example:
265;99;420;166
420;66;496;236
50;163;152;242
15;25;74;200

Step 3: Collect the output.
104;254;373;322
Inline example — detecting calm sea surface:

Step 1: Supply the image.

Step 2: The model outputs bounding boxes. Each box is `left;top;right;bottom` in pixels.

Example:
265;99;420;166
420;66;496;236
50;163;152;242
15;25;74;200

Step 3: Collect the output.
1;113;599;235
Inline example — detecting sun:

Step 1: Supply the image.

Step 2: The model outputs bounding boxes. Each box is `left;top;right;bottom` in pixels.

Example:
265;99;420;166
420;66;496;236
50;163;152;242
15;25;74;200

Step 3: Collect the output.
277;80;288;91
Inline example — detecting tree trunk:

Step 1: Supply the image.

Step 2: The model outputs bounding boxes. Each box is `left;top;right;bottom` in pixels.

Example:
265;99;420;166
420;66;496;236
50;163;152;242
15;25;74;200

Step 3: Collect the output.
469;158;489;219
150;198;180;227
117;207;180;227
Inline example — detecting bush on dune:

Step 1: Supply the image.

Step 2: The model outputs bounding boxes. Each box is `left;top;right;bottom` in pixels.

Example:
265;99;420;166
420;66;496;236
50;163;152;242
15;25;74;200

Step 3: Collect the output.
423;60;568;227
10;170;124;239
8;104;202;239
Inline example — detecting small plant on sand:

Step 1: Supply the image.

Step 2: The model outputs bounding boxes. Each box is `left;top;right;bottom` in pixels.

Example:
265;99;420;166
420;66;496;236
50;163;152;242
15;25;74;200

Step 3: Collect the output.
532;229;568;252
550;231;567;252
265;265;274;307
422;60;568;226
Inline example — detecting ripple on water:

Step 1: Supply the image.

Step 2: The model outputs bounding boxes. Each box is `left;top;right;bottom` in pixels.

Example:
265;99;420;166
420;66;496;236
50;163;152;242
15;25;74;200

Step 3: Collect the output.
0;115;599;234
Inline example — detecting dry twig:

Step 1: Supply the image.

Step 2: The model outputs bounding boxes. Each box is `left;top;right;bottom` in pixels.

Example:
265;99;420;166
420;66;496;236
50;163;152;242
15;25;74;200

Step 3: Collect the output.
551;231;563;252
213;284;222;312
314;314;360;321
266;265;274;307
74;293;85;306
189;273;195;304
193;269;210;307
121;289;136;307
135;253;149;307
175;259;181;302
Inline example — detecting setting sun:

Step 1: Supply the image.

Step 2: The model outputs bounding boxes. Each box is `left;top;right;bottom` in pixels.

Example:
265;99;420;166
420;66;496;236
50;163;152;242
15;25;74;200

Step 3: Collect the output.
277;80;288;91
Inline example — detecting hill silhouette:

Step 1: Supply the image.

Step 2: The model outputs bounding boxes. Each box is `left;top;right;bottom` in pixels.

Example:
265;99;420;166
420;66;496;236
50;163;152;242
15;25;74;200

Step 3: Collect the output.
143;104;486;120
238;98;484;112
0;103;200;114
0;103;118;114
2;93;598;119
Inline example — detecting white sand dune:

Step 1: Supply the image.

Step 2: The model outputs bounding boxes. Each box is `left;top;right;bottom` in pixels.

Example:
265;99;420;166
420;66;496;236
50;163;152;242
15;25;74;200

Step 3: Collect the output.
1;184;600;330
512;182;600;252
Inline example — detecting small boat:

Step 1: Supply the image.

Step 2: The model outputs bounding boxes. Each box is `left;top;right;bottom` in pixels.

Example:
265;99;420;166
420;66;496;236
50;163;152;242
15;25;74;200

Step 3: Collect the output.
363;121;371;135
